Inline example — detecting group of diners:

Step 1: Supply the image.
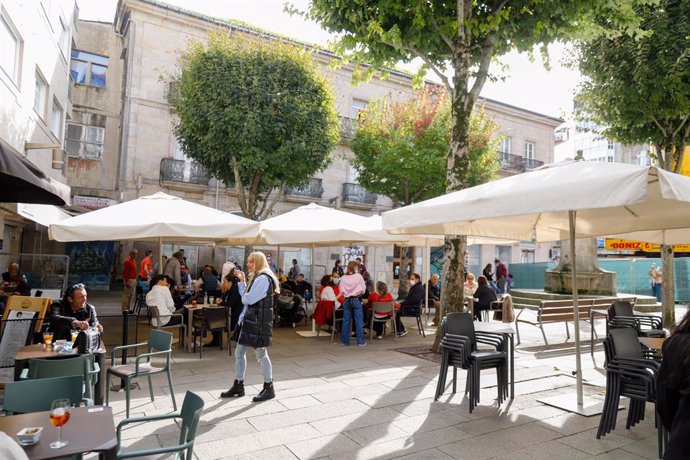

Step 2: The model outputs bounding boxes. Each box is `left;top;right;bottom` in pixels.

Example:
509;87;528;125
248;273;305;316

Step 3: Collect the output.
317;260;427;346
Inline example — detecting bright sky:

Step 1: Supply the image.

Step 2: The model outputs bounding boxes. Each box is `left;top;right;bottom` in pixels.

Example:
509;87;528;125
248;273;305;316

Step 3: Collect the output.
77;0;581;119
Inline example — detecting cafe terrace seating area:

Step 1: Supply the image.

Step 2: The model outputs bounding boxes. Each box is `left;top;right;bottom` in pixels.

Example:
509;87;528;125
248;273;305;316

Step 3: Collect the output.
0;290;677;460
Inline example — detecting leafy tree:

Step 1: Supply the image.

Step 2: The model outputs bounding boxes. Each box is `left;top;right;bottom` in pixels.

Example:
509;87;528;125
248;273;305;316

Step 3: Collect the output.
168;32;340;220
295;0;648;338
351;88;501;297
575;0;690;327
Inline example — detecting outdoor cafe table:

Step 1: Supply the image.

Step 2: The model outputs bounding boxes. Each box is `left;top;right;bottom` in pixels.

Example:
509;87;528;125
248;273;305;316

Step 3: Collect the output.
14;343;107;405
474;321;515;399
639;336;666;352
0;406;117;460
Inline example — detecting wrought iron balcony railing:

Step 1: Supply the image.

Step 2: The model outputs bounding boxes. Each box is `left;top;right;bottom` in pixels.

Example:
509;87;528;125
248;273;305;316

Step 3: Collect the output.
286;178;324;199
498;151;544;173
160;158;210;185
342;182;377;206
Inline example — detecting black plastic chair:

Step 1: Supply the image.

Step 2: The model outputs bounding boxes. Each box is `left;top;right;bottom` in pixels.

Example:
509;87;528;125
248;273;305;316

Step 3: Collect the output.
607;300;665;338
597;327;665;458
400;301;425;337
192;306;229;358
434;312;508;413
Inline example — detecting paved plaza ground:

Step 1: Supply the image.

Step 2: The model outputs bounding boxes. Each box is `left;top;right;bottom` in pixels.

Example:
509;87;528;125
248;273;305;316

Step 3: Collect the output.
92;294;685;460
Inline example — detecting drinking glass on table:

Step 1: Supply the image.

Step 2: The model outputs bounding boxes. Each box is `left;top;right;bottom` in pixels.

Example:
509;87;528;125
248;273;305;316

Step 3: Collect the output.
71;330;79;343
49;398;71;448
43;332;54;349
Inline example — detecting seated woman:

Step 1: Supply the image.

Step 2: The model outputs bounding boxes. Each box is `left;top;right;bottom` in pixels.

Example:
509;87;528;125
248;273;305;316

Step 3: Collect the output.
367;281;400;339
216;270;242;331
473;275;497;321
463;273;479;298
146;275;183;327
197;265;221;301
317;275;341;329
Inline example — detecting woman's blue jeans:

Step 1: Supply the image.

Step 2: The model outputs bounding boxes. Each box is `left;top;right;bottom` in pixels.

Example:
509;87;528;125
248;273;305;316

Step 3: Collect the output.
235;343;272;382
341;298;365;346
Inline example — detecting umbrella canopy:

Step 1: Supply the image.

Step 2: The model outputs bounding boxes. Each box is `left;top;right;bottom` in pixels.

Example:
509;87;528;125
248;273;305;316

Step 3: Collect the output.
0;141;71;206
382;160;690;413
49;192;259;243
382;161;690;242
258;203;406;246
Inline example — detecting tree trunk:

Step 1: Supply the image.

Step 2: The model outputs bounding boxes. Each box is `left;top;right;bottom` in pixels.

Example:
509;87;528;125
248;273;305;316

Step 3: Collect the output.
432;43;473;353
661;244;675;329
397;246;411;299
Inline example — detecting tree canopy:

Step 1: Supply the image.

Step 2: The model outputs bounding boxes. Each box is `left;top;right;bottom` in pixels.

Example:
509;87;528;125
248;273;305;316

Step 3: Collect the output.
168;32;340;220
575;0;690;172
350;87;501;207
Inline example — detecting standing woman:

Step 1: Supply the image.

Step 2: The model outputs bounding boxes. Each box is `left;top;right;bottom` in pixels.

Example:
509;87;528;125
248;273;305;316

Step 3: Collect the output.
657;309;690;459
339;260;366;347
221;252;280;402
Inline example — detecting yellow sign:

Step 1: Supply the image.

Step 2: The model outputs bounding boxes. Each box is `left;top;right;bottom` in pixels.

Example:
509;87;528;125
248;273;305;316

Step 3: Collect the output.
604;239;690;253
677;146;690;176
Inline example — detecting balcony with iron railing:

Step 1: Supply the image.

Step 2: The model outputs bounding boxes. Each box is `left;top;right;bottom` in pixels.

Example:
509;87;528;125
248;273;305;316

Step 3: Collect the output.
498;151;544;173
285;178;324;201
338;116;357;142
159;158;210;187
341;182;377;207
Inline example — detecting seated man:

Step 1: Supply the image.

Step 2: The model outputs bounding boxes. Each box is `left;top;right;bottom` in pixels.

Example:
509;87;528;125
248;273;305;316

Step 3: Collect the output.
146;275;182;327
174;266;195;307
293;274;313;301
397;273;424;337
2;262;31;296
425;274;441;325
49;283;104;341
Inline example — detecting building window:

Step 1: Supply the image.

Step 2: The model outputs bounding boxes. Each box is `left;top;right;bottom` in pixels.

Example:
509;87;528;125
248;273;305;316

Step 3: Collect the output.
34;71;48;118
70;50;108;88
51;98;63;138
607;140;614;150
607;155;614;162
351;99;368;119
0;13;20;83
501;137;511;154
524;141;535;159
65;123;104;159
637;150;651;166
58;17;70;59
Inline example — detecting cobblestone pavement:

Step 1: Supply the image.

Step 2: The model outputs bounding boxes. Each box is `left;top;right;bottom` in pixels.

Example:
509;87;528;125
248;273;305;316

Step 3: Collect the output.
95;300;686;460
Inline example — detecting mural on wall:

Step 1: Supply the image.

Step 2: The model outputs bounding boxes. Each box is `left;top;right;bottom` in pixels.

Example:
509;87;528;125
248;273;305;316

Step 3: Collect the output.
66;241;114;290
342;246;365;268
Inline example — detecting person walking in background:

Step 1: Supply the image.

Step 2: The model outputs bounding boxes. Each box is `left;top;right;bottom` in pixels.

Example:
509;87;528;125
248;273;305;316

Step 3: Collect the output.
139;250;153;282
288;259;300;283
163;251;182;286
221;251;279;402
656;308;690;459
339;261;366;347
495;258;508;294
649;264;663;303
122;249;138;311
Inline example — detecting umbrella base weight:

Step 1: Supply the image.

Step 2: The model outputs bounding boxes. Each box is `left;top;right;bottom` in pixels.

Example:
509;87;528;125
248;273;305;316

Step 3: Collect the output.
538;394;610;417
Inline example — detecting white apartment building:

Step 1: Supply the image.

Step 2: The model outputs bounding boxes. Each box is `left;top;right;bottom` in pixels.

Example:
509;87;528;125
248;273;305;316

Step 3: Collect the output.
0;0;77;254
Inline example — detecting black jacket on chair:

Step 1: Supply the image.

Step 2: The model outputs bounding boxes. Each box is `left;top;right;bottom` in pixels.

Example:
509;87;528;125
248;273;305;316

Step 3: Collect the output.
238;274;274;349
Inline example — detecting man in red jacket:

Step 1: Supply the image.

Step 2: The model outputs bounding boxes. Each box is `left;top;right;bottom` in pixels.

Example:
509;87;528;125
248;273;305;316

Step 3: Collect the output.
495;258;508;294
122;249;138;311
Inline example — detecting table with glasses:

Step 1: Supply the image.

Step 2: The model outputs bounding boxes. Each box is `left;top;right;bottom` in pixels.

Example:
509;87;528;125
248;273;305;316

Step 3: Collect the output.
14;342;107;405
0;406;117;460
474;321;516;399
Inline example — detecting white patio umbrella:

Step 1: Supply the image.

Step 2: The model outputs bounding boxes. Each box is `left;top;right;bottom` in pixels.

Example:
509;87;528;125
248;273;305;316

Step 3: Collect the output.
382;160;690;414
49;192;260;267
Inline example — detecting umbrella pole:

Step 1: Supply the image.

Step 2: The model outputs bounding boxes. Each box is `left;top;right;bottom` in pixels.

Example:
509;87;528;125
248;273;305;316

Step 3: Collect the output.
158;237;163;274
538;210;603;416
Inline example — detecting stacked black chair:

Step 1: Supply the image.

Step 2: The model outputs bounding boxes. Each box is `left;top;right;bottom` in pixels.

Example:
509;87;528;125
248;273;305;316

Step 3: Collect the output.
597;327;666;458
607;300;665;338
434;312;508;413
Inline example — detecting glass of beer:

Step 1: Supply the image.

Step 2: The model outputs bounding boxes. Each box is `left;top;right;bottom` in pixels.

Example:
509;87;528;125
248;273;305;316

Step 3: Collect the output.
49;398;71;448
43;332;54;349
70;330;79;343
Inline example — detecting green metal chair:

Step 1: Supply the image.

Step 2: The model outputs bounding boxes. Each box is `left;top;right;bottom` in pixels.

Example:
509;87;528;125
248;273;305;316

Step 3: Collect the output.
106;329;176;418
21;354;99;401
116;390;204;460
3;375;86;414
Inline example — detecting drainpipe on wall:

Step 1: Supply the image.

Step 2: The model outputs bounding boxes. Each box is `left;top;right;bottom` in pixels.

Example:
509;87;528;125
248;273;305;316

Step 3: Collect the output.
114;14;135;202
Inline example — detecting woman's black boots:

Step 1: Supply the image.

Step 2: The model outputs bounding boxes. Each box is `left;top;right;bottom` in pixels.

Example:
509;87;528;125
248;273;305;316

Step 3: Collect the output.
253;381;275;402
220;379;245;398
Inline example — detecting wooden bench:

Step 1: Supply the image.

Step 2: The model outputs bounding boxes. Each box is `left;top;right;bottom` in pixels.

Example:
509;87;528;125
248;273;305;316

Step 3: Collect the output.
515;299;593;345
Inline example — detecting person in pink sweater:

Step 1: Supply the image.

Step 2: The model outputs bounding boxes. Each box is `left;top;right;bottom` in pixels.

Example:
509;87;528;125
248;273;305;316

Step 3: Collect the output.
339;261;366;347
